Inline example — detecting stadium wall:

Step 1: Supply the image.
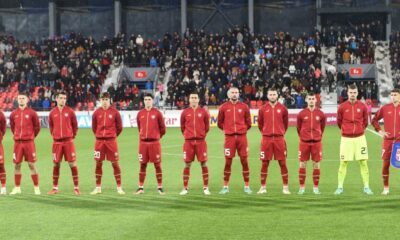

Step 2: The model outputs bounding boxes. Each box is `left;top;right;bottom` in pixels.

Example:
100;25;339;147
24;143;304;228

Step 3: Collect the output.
3;108;339;129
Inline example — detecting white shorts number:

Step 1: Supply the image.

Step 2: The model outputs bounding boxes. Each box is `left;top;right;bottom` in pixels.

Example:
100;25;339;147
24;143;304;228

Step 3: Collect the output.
94;151;101;159
260;151;265;159
224;148;231;157
183;151;186;160
53;153;57;161
13;153;16;160
138;154;143;162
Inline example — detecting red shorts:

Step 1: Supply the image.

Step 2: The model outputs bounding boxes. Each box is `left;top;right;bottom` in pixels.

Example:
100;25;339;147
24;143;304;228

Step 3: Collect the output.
183;140;208;163
298;141;323;162
53;140;77;163
382;140;398;161
139;141;161;163
13;141;37;164
0;143;4;164
224;134;248;158
260;137;287;161
94;139;119;162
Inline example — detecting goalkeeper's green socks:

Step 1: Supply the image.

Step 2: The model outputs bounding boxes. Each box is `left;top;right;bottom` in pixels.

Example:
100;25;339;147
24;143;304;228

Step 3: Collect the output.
338;161;348;188
359;160;370;188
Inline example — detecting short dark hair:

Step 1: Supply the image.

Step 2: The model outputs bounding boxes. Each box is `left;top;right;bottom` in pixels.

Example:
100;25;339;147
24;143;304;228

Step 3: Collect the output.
267;87;278;92
18;91;29;98
144;93;153;99
189;91;199;96
56;91;67;98
306;91;316;97
100;92;111;99
348;84;358;90
391;88;400;94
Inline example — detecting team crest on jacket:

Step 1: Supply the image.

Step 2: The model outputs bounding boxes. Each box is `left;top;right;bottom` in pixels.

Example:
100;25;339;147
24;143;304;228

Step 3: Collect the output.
277;109;281;113
25;115;29;119
357;109;360;112
316;116;320;120
238;109;242;113
151;115;156;119
109;114;113;119
304;116;308;120
198;113;202;117
65;113;69;117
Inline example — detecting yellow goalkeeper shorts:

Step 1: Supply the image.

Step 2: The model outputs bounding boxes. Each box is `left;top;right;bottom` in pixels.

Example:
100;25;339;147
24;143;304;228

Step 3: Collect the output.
339;135;368;161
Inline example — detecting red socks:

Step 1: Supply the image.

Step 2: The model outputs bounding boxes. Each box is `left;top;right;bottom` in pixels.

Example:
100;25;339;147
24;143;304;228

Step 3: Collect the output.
95;161;103;187
112;162;122;187
260;161;270;187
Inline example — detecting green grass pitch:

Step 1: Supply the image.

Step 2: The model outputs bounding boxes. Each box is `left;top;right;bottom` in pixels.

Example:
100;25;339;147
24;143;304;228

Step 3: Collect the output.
0;126;399;240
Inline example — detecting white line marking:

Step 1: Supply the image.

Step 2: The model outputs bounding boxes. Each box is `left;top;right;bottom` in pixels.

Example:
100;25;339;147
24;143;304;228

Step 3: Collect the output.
366;127;382;138
162;153;380;162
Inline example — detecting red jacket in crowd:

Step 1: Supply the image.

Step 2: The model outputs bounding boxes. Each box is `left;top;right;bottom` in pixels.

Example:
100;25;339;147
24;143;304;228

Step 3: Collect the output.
337;100;368;137
92;107;122;139
296;107;326;142
180;107;210;140
49;106;78;141
10;107;40;141
217;101;251;135
137;107;166;141
258;102;288;137
372;103;400;140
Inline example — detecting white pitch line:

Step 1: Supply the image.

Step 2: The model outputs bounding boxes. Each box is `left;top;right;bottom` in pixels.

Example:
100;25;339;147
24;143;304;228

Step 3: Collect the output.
162;144;184;149
162;153;380;162
366;127;382;138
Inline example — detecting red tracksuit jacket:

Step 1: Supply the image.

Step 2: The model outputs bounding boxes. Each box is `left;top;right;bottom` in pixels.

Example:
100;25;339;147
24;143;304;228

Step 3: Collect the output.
217;101;251;135
49;106;78;141
10;107;40;141
337;100;368;137
371;103;400;140
137;108;166;141
0;111;6;142
180;107;210;140
296;107;326;142
92;107;122;139
258;102;288;137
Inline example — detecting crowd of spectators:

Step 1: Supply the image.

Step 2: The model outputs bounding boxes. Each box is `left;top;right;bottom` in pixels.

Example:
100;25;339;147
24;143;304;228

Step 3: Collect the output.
321;21;379;64
390;31;400;87
166;26;323;109
0;32;168;111
0;21;389;110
